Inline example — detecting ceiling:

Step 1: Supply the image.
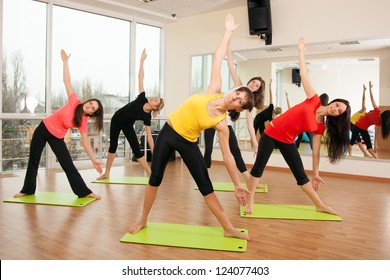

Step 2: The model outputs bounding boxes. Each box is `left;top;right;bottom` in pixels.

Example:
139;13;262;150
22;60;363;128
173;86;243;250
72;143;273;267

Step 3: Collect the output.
68;0;245;23
64;0;390;62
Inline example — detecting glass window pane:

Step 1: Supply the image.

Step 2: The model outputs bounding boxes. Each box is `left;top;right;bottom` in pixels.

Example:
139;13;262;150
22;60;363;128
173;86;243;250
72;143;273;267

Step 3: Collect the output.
52;6;131;114
2;0;46;113
1;120;45;171
135;23;161;99
191;55;203;94
190;54;232;94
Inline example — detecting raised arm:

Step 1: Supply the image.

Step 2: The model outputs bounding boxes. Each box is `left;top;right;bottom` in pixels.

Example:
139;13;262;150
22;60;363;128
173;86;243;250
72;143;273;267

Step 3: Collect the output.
227;45;243;88
368;81;378;109
268;79;273;104
138;48;147;94
205;13;239;94
285;91;291;109
359;84;367;113
298;37;316;99
61;49;74;97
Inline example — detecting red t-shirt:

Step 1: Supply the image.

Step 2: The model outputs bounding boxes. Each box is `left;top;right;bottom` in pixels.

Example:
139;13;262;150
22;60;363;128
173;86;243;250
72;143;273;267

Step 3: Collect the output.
354;107;381;130
43;93;88;139
265;94;325;144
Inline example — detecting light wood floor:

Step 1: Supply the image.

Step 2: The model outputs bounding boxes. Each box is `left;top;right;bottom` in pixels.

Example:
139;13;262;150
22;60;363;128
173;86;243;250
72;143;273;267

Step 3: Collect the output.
1;158;389;260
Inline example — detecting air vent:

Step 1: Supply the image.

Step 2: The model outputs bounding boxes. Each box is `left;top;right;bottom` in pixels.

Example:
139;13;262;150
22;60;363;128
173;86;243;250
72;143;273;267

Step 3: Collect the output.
265;48;282;52
339;41;360;45
358;58;376;62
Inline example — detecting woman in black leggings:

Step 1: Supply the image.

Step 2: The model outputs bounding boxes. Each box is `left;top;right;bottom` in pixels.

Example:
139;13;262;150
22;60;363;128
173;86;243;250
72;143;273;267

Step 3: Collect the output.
129;14;254;241
97;49;164;179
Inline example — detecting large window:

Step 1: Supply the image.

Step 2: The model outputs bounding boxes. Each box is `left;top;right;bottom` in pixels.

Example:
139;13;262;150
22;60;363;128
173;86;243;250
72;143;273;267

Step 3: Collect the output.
52;5;131;114
2;0;46;114
190;54;232;94
1;0;163;172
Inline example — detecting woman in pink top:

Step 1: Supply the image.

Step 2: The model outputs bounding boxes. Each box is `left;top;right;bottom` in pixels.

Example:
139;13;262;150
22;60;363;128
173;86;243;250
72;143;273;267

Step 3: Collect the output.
14;50;104;199
349;81;390;158
245;37;351;215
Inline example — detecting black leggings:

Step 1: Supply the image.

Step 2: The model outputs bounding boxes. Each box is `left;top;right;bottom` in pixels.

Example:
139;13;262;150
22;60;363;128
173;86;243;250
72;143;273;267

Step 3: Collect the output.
250;133;310;186
150;123;214;196
253;118;266;136
349;124;372;149
108;114;144;158
203;126;247;173
20;122;93;197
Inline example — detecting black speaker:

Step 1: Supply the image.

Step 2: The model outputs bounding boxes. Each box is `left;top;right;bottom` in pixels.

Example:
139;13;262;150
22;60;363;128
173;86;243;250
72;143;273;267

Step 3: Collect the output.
292;68;301;87
247;0;272;45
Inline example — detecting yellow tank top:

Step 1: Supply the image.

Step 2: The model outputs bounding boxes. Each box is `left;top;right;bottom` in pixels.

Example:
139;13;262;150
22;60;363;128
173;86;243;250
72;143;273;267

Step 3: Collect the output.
351;111;366;124
169;93;226;142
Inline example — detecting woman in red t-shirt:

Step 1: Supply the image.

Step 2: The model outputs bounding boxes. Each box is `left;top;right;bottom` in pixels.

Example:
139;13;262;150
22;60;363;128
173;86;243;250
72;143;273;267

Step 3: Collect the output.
349;81;390;158
14;50;104;199
245;37;351;215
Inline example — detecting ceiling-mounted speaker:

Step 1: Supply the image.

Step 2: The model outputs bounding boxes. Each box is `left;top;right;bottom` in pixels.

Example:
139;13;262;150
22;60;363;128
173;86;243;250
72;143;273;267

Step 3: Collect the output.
247;0;272;45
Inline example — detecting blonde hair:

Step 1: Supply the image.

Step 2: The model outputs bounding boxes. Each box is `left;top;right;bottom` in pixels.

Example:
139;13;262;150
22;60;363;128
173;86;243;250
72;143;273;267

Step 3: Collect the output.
152;98;164;118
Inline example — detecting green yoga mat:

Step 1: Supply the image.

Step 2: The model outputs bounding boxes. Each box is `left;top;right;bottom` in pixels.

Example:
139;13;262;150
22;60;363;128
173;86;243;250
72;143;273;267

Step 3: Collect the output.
92;176;148;185
120;222;248;252
3;192;96;207
194;182;268;193
240;204;342;221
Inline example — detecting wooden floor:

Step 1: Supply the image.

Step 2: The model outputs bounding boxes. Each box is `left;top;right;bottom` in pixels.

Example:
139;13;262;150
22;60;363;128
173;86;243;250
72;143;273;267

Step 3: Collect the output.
1;158;390;260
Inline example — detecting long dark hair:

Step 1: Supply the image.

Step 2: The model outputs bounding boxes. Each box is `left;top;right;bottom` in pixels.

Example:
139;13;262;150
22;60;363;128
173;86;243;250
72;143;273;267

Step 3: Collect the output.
73;98;104;132
381;110;390;139
323;98;351;163
247;77;265;109
228;86;255;122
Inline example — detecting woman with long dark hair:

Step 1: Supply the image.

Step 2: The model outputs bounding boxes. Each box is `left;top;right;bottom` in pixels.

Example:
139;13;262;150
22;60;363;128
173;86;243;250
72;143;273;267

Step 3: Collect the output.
14;50;104;199
245;37;351;215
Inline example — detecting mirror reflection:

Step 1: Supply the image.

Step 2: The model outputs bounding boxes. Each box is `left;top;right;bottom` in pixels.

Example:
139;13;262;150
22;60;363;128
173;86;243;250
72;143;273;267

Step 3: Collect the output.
192;37;390;161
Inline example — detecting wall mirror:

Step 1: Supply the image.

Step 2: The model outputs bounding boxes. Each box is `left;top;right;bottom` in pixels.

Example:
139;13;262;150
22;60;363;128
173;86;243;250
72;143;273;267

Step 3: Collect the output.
192;37;390;161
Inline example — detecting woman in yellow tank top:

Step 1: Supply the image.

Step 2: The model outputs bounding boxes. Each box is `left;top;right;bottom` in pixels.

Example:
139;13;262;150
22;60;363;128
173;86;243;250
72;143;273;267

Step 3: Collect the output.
128;14;254;241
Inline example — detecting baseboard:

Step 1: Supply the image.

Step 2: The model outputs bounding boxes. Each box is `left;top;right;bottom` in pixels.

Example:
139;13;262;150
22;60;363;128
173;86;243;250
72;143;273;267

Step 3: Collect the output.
211;160;390;183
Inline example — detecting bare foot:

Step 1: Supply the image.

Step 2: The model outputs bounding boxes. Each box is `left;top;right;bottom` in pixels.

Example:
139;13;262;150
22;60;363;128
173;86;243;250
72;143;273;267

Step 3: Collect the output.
128;221;147;234
244;195;254;214
85;193;101;200
224;228;253;241
96;173;108;180
13;193;28;198
316;204;338;215
256;184;267;189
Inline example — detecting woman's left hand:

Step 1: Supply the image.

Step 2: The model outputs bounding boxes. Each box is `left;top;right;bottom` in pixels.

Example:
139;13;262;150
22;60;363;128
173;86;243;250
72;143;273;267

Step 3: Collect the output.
93;161;102;173
235;185;250;206
312;175;325;191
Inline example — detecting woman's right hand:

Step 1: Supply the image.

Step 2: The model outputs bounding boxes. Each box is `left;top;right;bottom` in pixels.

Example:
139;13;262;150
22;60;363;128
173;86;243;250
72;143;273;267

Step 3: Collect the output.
225;13;240;32
298;37;308;52
93;161;102;173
